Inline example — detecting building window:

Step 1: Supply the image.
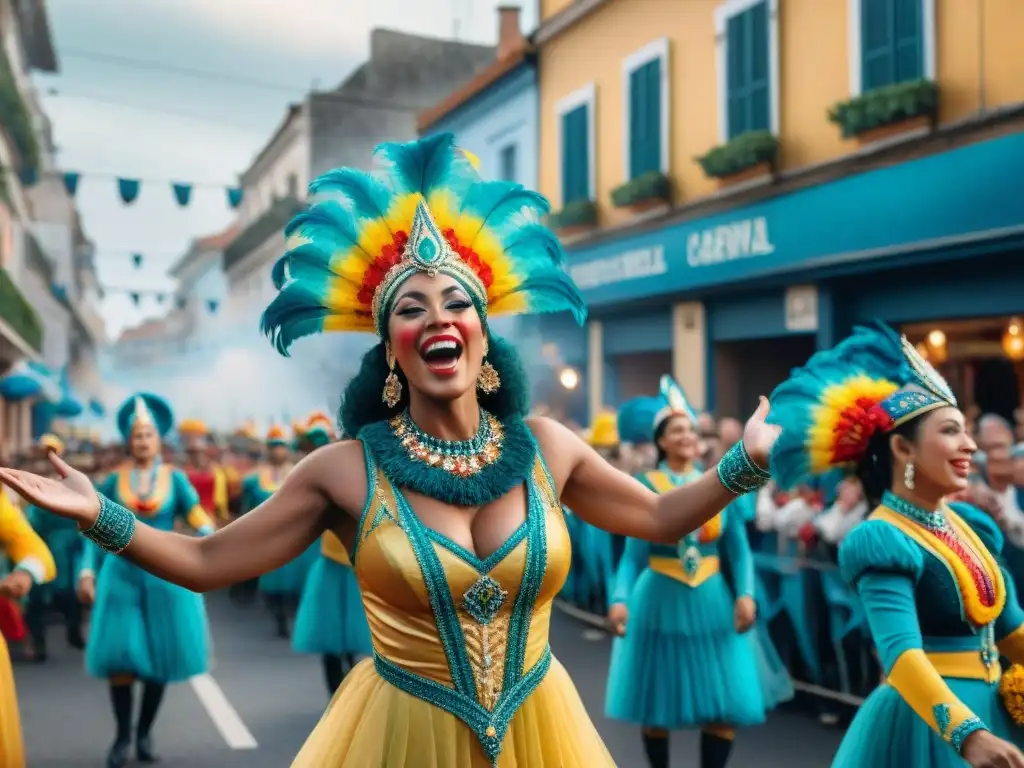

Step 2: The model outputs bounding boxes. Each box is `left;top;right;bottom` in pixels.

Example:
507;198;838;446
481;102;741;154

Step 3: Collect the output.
499;144;518;182
856;0;932;93
555;83;596;206
622;38;669;180
286;172;299;198
714;0;779;142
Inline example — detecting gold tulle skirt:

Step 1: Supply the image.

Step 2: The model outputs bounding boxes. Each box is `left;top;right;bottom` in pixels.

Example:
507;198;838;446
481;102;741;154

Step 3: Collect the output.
0;633;25;768
292;657;615;767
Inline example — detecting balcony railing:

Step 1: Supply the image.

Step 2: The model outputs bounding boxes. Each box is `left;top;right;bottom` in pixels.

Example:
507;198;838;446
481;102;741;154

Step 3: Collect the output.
0;266;42;352
223;195;302;274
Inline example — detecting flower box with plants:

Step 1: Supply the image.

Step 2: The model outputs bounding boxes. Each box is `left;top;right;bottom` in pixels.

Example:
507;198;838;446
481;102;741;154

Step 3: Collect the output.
610;171;672;212
0;50;38;180
548;199;598;237
828;79;937;145
0;267;43;352
696;130;778;189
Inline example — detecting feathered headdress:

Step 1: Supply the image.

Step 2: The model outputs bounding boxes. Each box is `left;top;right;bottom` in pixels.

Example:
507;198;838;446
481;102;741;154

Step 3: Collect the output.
178;418;208;437
587;411;619;448
653;375;698;433
115;393;174;442
617;397;663;444
768;322;958;489
266;424;289;447
305;411;336;448
261;133;586;352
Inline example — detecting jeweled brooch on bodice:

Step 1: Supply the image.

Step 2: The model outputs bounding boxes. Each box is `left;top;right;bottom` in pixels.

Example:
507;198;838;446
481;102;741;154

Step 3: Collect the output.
389;409;504;478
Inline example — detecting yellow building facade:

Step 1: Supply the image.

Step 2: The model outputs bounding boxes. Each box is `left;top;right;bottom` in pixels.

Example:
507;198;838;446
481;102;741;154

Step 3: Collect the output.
534;0;1024;424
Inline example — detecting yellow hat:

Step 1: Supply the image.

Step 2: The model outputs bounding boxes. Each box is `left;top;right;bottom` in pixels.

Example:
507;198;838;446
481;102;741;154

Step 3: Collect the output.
587;411;619;448
39;433;64;456
179;418;209;436
267;424;289;444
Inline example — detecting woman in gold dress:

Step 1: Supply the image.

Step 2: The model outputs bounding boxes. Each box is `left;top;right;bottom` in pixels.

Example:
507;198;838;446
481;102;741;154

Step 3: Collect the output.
0;478;55;768
0;134;779;767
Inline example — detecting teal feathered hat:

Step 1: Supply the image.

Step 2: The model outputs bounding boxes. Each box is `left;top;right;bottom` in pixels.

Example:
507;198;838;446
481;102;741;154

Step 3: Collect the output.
653;375;698;434
617;397;662;444
261;133;587;352
115;393;174;442
768;322;958;489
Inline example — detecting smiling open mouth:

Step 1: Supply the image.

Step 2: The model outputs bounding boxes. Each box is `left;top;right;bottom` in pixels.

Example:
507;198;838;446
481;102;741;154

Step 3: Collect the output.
420;337;463;374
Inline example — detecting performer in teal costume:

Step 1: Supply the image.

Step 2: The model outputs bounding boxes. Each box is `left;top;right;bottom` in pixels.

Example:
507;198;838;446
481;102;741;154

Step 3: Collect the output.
77;393;214;768
245;424;318;638
605;377;768;768
292;413;372;695
769;322;1024;767
23;434;85;660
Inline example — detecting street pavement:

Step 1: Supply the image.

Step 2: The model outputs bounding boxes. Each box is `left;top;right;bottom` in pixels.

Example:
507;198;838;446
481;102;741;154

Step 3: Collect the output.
13;591;845;766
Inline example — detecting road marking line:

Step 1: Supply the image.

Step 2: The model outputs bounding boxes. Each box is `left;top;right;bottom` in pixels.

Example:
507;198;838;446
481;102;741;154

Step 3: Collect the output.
189;673;258;750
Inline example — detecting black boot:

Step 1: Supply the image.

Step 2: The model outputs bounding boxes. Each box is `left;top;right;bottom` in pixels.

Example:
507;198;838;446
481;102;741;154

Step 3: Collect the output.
268;595;290;639
322;654;344;695
107;683;133;768
700;730;735;768
136;681;166;763
641;732;669;768
61;592;85;650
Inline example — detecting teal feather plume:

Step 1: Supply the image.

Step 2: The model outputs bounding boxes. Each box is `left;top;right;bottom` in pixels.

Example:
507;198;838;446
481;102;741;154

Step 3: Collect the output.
459;182;550;241
767;322;915;488
307;168;393;223
617;397;662;444
374;133;476;199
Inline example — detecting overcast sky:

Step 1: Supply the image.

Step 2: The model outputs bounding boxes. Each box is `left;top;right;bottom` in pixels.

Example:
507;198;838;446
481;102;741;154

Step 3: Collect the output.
35;0;537;339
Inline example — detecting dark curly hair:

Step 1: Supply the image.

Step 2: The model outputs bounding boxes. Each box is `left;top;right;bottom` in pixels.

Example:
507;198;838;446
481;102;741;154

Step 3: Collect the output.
338;332;531;438
855;414;926;506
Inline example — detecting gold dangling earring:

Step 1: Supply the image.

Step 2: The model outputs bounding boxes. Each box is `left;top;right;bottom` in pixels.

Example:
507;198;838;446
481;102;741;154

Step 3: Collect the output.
904;461;915;491
477;338;500;395
382;343;402;408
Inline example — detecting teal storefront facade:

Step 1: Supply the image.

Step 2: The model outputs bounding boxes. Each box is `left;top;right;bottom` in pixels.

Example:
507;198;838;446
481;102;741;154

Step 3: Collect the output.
544;131;1024;416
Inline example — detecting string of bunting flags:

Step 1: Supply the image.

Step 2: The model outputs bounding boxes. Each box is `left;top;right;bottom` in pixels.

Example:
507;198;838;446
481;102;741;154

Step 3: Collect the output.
98;284;221;312
16;167;245;209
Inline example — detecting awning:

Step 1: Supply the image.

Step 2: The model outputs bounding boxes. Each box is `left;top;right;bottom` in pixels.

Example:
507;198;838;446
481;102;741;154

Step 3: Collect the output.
0;360;61;402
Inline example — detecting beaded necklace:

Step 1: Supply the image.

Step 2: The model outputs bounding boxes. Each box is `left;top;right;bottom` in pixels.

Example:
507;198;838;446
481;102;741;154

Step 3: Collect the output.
882;490;997;610
129;460;161;513
359;409;536;507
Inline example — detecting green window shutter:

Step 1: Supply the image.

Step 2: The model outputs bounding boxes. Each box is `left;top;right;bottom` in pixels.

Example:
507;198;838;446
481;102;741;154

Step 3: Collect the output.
726;12;749;138
894;0;923;82
500;144;517;182
629;58;662;178
862;0;895;91
726;1;770;140
862;0;923;90
561;104;589;204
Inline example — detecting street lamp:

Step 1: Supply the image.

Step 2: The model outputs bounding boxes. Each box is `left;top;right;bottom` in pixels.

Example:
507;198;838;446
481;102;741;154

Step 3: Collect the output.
558;366;579;390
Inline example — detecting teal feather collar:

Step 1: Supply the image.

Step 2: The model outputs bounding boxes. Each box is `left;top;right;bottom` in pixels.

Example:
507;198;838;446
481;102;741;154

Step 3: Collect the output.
359;413;536;507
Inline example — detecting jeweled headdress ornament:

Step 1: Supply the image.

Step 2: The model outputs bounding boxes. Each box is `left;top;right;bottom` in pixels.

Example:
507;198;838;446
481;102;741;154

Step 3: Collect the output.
769;322;958;488
260;133;587;351
653;375;699;434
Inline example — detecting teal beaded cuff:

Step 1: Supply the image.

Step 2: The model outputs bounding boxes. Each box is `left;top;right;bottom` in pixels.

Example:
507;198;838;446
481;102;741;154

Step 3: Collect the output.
717;441;771;495
82;494;136;554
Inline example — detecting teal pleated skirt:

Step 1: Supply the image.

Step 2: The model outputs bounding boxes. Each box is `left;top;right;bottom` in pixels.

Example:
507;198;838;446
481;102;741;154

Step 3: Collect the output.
605;569;768;729
258;542;319;596
292;557;371;656
833;677;1024;766
752;619;795;709
86;556;208;683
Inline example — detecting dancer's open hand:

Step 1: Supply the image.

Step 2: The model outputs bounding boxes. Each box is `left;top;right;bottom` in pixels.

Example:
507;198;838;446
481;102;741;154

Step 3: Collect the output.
607;603;628;637
0;451;99;528
0;569;32;599
742;397;780;470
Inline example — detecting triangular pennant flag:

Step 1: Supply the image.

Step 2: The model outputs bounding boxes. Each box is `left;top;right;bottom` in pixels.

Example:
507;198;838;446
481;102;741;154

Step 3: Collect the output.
118;178;141;204
132;253;143;268
172;182;192;207
130;292;140;306
19;167;37;186
156;293;165;303
206;299;219;314
63;172;80;197
226;187;244;209
176;297;187;309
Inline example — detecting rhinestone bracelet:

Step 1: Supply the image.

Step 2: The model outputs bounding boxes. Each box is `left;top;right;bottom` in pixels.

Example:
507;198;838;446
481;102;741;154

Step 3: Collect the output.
717;441;771;495
81;494;137;554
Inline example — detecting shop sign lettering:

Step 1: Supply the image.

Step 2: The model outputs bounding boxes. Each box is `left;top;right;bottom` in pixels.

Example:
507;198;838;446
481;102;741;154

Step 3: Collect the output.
686;216;774;267
570;245;667;290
